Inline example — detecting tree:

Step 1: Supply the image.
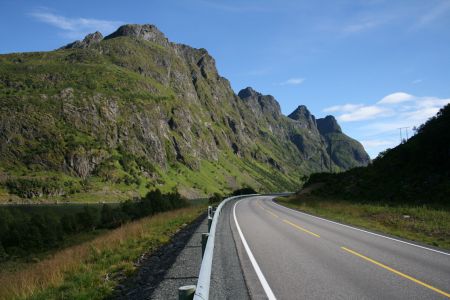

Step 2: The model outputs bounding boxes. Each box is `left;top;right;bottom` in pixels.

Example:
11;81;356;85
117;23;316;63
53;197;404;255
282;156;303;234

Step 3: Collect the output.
76;206;98;231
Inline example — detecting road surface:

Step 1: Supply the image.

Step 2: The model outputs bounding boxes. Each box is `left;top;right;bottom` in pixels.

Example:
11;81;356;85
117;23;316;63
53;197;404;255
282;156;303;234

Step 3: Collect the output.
212;195;450;299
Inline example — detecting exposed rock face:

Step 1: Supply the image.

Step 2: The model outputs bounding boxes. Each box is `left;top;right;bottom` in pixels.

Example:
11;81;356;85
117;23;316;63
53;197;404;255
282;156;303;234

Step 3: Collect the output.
61;31;104;49
238;87;281;120
288;105;318;132
316;116;370;169
317;115;342;134
105;24;169;47
0;23;371;199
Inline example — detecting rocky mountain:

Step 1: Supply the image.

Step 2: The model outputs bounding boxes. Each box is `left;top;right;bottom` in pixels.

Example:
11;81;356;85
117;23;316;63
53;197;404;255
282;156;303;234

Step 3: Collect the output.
0;24;369;202
316;115;370;170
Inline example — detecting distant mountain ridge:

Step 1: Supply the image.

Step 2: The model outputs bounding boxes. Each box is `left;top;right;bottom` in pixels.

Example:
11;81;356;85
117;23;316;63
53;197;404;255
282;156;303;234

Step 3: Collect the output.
0;23;369;201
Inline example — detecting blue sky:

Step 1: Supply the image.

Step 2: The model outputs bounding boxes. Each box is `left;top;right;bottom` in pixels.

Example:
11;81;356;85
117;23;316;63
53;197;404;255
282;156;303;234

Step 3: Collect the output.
1;0;450;157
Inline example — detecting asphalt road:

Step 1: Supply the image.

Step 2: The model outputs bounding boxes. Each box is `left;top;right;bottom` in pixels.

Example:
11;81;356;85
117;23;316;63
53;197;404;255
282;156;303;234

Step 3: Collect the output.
220;195;450;299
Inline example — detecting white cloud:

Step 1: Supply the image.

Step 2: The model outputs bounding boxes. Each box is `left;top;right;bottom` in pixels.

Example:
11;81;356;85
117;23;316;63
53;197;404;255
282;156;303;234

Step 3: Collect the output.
412;79;423;85
280;78;305;85
338;106;391;122
324;103;364;113
377;92;415;104
30;10;122;39
416;97;450;109
329;92;449;157
360;139;395;148
279;78;305;85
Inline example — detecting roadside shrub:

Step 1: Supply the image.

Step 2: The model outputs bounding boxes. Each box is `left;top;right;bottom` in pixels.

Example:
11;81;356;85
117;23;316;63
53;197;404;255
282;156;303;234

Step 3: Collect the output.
209;193;222;204
232;186;257;196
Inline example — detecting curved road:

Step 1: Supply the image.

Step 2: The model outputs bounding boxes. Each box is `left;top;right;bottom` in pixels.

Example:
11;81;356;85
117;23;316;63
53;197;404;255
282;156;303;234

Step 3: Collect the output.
212;195;450;299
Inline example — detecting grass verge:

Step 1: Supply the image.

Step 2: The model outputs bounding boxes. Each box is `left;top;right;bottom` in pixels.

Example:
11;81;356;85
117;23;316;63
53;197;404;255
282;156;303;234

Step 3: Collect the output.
276;194;450;250
0;206;204;300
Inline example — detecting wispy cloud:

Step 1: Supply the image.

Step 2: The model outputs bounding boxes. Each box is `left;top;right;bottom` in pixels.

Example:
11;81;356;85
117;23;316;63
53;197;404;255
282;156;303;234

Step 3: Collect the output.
338;105;391;122
196;0;270;13
360;139;395;149
278;78;305;86
326;92;450;124
30;9;122;39
342;18;384;34
417;0;450;27
324;103;364;113
377;92;415;104
412;79;423;85
326;92;450;157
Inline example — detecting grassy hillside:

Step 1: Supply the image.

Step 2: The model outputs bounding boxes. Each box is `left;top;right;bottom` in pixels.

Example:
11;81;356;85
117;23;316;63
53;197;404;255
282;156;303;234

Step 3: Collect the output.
0;35;300;202
0;24;370;203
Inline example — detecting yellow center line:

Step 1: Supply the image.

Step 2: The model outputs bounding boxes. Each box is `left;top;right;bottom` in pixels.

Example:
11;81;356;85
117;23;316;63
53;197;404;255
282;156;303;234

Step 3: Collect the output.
283;219;321;238
341;247;450;298
266;209;279;218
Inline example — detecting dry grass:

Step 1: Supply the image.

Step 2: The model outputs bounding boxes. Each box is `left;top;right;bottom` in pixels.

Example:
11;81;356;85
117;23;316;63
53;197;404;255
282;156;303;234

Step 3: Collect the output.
0;206;203;300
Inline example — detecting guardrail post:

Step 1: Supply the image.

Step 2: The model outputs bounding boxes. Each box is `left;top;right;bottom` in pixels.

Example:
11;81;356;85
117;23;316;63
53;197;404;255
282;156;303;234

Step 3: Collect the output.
208;206;212;218
179;285;196;300
201;233;209;257
207;216;213;232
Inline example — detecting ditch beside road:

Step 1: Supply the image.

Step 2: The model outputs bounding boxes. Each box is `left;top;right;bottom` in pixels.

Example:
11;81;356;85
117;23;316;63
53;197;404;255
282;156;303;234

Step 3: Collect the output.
111;213;207;300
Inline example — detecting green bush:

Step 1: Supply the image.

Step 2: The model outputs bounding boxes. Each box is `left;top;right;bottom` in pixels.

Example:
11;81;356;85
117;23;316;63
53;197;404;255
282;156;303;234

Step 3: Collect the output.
0;189;188;259
232;187;257;196
209;193;223;204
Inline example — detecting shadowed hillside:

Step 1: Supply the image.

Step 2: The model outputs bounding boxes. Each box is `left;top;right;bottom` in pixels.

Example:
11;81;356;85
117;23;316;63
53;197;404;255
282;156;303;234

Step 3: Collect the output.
306;104;450;207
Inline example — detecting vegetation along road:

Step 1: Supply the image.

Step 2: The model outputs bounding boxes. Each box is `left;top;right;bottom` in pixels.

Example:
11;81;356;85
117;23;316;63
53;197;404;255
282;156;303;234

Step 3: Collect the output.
216;195;450;299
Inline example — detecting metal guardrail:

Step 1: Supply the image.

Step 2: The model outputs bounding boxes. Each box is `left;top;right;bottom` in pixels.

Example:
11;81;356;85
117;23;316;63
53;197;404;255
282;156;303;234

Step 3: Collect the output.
192;194;258;300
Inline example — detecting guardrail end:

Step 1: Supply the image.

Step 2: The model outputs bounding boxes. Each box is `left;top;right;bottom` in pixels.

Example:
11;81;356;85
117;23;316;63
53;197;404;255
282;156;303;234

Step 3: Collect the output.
201;233;209;257
179;285;196;300
207;216;213;232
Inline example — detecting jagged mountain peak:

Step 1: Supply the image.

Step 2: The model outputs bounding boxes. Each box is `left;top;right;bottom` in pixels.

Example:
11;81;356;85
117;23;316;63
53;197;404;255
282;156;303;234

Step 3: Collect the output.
238;87;281;119
287;104;317;131
288;105;313;121
61;31;103;49
317;115;342;134
238;87;259;98
104;24;169;46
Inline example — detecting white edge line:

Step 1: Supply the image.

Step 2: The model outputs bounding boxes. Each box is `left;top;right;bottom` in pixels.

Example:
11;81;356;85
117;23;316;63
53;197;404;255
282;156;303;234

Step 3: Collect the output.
233;200;277;300
271;199;450;256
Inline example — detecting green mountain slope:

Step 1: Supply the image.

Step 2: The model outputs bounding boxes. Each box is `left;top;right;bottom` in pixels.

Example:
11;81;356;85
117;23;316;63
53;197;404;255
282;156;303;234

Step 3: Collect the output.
306;104;450;207
0;24;369;202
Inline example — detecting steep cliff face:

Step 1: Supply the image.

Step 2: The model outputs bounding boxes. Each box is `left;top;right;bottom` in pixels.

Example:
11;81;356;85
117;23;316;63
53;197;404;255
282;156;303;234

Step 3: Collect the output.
0;24;369;201
317;116;371;170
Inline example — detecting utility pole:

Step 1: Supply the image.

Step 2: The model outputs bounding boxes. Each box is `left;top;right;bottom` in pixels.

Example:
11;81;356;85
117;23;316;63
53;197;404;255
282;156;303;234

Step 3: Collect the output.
398;127;410;143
